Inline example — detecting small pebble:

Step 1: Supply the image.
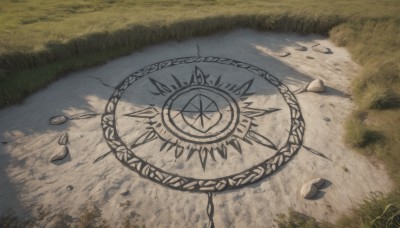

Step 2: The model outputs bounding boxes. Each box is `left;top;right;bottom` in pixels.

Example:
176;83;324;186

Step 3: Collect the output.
58;133;68;145
323;117;331;122
50;115;68;125
278;52;291;57
300;183;318;199
66;185;74;191
300;177;327;199
309;177;326;189
293;45;307;51
306;79;325;93
120;190;130;196
50;146;69;162
312;45;331;54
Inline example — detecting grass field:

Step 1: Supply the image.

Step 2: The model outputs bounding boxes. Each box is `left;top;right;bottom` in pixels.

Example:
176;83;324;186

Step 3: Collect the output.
0;0;399;227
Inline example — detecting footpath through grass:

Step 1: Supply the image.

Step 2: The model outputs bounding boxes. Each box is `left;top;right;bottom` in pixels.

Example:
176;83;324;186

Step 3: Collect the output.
0;0;400;227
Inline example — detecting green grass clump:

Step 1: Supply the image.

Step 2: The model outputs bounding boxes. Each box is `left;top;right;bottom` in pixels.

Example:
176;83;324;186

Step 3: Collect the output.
344;115;371;148
75;205;109;228
349;60;400;110
359;85;400;110
336;192;400;228
275;209;333;228
328;10;400;227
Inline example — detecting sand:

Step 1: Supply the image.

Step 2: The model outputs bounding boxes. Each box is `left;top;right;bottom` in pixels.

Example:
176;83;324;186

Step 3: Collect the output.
0;29;392;227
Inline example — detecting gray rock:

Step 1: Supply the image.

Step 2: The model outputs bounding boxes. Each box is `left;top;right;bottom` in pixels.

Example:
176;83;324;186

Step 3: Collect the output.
301;177;327;199
309;177;326;189
278;52;291;57
306;79;325;93
300;182;318;199
293;44;307;51
312;45;331;54
58;133;68;145
50;145;69;162
50;115;68;125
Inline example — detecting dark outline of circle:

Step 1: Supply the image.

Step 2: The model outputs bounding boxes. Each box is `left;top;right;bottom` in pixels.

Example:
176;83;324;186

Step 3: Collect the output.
162;85;239;144
101;56;305;193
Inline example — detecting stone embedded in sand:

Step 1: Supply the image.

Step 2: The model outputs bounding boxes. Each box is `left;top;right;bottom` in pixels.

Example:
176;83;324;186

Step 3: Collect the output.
323;117;331;122
50;115;68;125
50;145;69;162
312;45;331;54
293;44;307;51
301;177;327;199
278;52;291;57
58;133;68;145
300;182;318;199
306;79;325;93
306;56;315;59
309;177;326;189
66;185;74;191
120;189;130;196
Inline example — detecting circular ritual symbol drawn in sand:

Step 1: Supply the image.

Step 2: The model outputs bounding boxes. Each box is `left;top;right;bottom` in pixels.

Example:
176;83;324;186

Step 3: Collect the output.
101;57;305;194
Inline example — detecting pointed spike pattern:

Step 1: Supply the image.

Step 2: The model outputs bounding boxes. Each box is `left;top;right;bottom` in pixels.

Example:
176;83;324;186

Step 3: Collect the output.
70;113;97;120
209;148;216;161
186;148;198;161
124;107;159;119
233;79;254;96
189;72;196;85
93;151;113;164
194;66;209;85
246;130;277;150
167;141;177;152
131;130;158;148
160;140;169;151
149;78;172;96
170;74;183;88
175;145;184;158
216;144;227;159
228;139;242;154
242;107;281;118
199;148;208;171
214;75;222;86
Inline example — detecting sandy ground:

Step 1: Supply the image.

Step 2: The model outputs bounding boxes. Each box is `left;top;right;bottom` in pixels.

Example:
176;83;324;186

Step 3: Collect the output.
0;29;392;227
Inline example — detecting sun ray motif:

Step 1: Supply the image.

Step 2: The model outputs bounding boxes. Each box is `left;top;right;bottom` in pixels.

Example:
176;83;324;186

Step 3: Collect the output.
124;66;281;171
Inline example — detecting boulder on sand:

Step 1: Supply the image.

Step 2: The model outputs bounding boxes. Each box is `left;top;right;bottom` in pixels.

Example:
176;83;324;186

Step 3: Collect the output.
306;79;325;93
50;145;69;162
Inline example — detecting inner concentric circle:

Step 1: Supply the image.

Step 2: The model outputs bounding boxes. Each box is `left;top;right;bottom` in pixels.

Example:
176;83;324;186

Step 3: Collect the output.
161;85;239;144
